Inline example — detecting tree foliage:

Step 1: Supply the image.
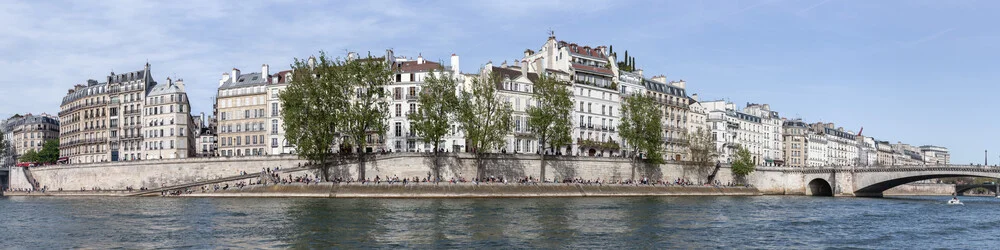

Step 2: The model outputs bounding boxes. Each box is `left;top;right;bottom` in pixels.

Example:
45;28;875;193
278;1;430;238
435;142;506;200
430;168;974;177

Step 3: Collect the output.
0;135;11;165
456;73;513;154
339;53;392;181
19;149;39;163
408;69;457;153
526;76;573;155
618;94;664;164
408;69;458;181
281;52;348;180
731;145;756;180
39;139;59;163
281;51;392;181
686;127;717;168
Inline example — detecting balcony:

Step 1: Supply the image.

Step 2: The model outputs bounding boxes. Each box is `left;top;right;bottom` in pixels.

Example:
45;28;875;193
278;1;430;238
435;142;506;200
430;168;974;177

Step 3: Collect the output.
123;110;142;116
59;100;109;116
405;94;419;101
60;138;109;147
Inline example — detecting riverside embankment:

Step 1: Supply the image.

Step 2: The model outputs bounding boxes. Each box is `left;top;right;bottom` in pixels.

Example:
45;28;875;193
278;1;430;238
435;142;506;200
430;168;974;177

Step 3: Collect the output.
4;183;761;198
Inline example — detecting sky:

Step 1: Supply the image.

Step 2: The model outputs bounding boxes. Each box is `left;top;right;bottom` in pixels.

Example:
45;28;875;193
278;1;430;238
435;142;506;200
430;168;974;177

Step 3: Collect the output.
0;0;995;164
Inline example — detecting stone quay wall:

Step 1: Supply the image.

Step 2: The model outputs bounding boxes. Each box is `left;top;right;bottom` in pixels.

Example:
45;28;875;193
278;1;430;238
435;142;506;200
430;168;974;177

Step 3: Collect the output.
9;153;740;192
883;183;954;196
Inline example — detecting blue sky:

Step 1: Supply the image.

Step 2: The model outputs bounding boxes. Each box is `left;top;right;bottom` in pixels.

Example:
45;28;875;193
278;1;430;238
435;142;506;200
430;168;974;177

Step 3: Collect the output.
0;0;994;164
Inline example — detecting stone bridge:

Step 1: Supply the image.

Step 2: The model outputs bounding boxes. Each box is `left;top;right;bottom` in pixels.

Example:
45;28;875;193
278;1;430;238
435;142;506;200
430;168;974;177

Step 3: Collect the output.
752;165;1000;197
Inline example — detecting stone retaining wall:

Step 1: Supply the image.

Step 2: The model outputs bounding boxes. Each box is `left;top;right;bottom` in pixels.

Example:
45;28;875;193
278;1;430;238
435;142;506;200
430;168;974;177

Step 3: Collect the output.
10;153;737;192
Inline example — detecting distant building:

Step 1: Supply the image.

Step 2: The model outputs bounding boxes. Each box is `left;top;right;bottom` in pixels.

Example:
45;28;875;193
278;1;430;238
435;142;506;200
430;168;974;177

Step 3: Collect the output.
920;145;949;165
782;119;809;167
2;113;60;163
875;140;893;166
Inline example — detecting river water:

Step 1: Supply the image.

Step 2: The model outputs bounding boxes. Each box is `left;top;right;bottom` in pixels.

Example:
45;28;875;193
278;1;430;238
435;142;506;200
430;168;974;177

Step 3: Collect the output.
0;195;995;248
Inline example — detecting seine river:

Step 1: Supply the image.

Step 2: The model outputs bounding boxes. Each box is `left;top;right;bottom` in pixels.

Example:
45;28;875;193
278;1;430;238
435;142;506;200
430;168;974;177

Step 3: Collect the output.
0;195;995;248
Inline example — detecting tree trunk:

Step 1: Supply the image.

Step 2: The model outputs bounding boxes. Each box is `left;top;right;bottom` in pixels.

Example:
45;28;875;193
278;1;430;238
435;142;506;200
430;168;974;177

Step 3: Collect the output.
433;144;440;183
320;160;330;182
357;153;367;182
706;162;721;184
539;139;547;182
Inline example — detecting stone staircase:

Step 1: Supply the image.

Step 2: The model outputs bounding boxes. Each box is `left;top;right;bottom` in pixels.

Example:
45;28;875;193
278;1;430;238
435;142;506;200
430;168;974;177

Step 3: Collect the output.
22;167;40;190
126;167;307;197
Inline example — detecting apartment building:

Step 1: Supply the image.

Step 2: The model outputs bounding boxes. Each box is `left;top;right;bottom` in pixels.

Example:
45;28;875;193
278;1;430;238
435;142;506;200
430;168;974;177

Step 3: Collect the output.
920;145;949;164
743;103;783;166
2;114;60;163
643;77;688;161
782;119;809;167
487;61;541;154
59;80;110;164
267;69;295;155
142;78;194;159
521;35;620;157
216;66;269;157
109;64;156;162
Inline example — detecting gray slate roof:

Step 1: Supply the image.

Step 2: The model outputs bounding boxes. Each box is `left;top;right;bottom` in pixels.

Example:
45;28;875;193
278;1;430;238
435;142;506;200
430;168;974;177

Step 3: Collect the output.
148;81;183;96
219;72;268;90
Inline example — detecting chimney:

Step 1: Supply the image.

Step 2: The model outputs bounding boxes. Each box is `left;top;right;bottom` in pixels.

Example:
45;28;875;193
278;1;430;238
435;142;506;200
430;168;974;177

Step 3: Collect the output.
262;64;270;79
167;77;172;85
176;79;185;92
636;69;643;77
417;54;425;64
501;61;508;68
451;54;460;73
521;59;528;78
219;73;230;86
307;56;317;69
691;93;699;102
524;49;533;58
671;80;686;89
485;61;493;72
231;68;240;84
651;75;667;84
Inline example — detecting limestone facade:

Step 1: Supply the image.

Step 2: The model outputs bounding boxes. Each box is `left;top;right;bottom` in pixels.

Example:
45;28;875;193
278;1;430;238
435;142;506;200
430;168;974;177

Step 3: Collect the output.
216;67;269;157
142;78;194;159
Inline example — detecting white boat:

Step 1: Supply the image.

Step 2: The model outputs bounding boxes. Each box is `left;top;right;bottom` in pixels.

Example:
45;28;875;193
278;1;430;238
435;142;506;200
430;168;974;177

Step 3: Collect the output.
947;199;963;205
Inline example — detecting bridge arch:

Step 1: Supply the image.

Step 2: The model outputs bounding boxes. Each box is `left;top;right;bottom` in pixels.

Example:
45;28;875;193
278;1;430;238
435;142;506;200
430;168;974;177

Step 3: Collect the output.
955;185;998;195
807;178;833;196
853;168;1000;197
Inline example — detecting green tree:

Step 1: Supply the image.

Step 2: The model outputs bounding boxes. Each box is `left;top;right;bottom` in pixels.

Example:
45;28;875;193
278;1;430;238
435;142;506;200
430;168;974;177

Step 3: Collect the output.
19;149;39;163
339;53;392;181
0;135;11;165
456;72;513;178
618;94;664;164
686;127;719;182
526;75;572;180
408;69;458;181
731;145;755;184
281;52;348;181
38;139;59;163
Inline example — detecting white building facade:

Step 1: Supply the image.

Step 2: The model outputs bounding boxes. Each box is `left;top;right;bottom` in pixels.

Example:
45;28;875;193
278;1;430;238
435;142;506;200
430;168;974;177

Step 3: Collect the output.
521;35;620;157
142;78;194;159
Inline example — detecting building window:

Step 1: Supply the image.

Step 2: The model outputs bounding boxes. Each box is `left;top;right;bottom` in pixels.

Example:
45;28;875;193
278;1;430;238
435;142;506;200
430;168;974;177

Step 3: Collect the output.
271;103;279;117
395;122;402;137
272;120;279;134
272;138;278;148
